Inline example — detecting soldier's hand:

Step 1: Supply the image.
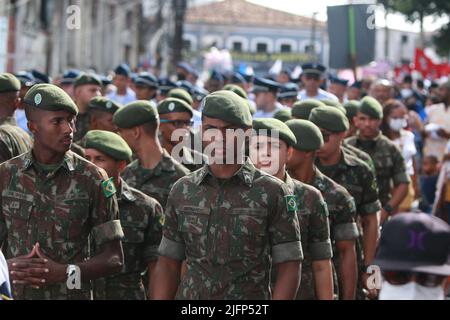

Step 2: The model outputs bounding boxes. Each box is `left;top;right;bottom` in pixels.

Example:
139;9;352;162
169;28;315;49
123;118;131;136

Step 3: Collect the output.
30;242;67;286
360;272;379;300
7;245;48;288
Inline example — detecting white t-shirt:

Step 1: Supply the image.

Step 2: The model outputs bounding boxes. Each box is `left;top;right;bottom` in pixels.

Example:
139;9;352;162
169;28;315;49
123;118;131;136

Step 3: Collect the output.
392;130;417;176
107;87;136;105
253;102;288;119
424;103;450;161
298;89;339;101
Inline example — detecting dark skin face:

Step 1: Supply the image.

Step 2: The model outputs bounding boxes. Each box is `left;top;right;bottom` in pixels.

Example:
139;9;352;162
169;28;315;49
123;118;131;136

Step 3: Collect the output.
89;111;117;133
135;85;157;100
28;109;76;164
85;148;127;185
316;129;345;161
354;112;382;139
159;112;192;148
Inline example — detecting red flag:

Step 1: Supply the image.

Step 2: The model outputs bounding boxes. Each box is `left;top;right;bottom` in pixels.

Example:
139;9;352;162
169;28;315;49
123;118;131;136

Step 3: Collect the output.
414;48;435;79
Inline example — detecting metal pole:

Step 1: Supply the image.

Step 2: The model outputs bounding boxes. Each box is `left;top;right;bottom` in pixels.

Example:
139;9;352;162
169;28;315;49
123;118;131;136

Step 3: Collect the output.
348;3;357;81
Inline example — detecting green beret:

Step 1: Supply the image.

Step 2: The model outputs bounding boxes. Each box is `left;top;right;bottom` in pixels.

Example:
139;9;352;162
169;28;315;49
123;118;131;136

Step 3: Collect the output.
223;84;248;99
83;130;132;161
88;96;122;114
0;73;21;93
359;96;383;119
113;100;158;129
273;109;292;123
168;88;193;106
291;99;325;120
24;84;78;115
73;73;102;88
252;118;297;146
343;100;361;120
309;106;349;132
321;99;347;115
247;101;256;116
202;90;252;127
158;97;193;117
286;119;324;152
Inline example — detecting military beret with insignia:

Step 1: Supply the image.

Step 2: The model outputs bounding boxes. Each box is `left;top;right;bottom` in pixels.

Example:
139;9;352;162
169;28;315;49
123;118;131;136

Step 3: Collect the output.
344;100;361;120
158;97;193;117
83;130;132;161
168;88;193;106
273;109;292;123
202;90;252;127
252;118;297;147
309;106;349;133
0;73;21;93
223;84;248;99
359;96;383;119
73;73;102;88
291;99;325;120
113;100;158;128
24;83;78;115
286;119;324;152
88;96;122;114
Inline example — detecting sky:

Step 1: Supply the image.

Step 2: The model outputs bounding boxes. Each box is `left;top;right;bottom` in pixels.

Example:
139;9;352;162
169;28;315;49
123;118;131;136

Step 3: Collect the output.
192;0;449;33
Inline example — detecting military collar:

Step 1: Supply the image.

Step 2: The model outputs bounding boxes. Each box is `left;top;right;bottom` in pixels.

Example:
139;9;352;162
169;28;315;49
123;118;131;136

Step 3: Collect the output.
193;157;256;187
312;168;327;192
0;117;17;126
23;150;75;173
119;179;136;202
134;149;177;179
339;149;360;167
284;172;296;190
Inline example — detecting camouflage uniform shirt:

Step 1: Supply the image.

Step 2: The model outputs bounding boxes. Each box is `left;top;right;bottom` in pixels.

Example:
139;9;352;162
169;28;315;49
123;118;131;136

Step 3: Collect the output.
0;150;123;300
159;159;303;300
0;117;32;163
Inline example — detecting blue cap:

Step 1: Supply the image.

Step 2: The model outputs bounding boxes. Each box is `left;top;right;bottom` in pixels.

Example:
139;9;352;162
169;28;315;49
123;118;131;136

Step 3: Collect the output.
252;77;281;93
350;80;362;89
329;75;349;86
231;72;247;85
176;80;194;95
61;69;81;84
158;78;178;93
301;63;326;75
192;86;209;101
15;71;36;87
278;82;299;99
209;70;224;82
115;63;131;77
30;69;51;84
177;62;194;74
134;72;158;88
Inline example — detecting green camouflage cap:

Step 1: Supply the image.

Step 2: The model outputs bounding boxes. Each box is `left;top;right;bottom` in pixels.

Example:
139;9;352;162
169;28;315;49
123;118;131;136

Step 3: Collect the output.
343;100;361;120
113;100;158;128
168;88;193;106
273;108;292;123
158;97;193;117
252;118;297;146
0;73;21;93
359;96;383;119
24;83;78;115
321;99;347;115
309;106;349;132
286;119;324;152
83;130;132;161
73;73;102;88
291;99;325;120
88;96;122;114
202;90;252;127
223;84;248;99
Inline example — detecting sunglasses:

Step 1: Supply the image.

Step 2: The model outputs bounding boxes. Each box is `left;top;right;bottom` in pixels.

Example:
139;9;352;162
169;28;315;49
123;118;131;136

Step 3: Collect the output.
159;119;194;128
383;271;447;288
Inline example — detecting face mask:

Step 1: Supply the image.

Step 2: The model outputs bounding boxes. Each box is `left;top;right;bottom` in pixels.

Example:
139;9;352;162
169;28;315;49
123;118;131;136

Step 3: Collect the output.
379;281;445;300
389;118;407;132
401;88;413;98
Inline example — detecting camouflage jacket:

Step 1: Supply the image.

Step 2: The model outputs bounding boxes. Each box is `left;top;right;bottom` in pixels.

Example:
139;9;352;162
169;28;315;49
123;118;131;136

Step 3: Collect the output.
342;141;376;174
0;150;123;300
99;179;163;300
74;112;90;142
285;173;332;300
159;158;303;300
346;133;410;206
122;149;190;208
0;117;32;164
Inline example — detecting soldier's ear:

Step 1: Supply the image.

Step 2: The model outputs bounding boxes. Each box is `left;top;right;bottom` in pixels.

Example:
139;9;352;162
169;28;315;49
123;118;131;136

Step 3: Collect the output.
117;160;127;173
27;120;37;135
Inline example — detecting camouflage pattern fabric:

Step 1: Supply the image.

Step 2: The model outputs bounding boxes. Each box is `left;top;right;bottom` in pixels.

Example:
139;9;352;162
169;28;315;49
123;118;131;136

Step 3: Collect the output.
0;117;32;164
342;141;376;174
122;149;190;208
346;133;410;206
0;150;123;300
158;158;303;300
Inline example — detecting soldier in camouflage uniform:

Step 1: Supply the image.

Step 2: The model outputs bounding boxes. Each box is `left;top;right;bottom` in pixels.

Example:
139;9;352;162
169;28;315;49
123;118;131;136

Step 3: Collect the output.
346;96;410;224
250;118;333;300
286;119;359;300
73;73;102;142
151;91;303;300
113;100;190;208
310;106;382;299
87;96;122;133
157;98;206;171
0;73;32;163
0;84;124;300
82;130;163;300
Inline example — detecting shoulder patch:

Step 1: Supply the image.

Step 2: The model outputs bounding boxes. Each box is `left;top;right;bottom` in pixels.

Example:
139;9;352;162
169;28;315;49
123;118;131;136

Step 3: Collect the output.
285;195;298;213
159;213;165;227
101;177;117;198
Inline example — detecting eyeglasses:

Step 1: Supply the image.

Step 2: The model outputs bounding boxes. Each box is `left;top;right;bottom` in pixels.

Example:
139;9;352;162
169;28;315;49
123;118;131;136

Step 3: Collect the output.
159;119;194;128
383;271;447;288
